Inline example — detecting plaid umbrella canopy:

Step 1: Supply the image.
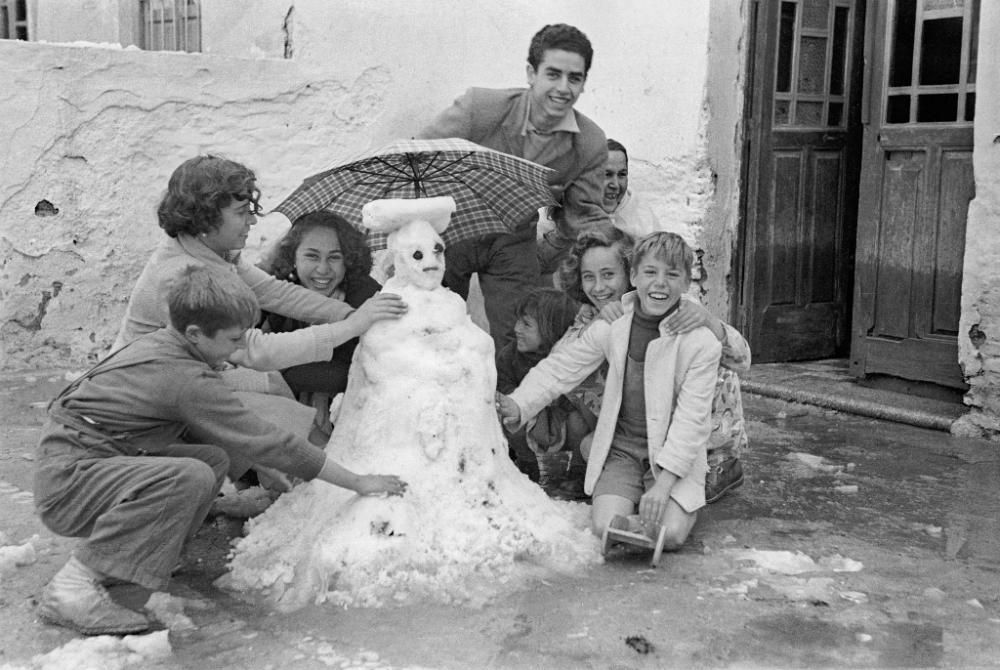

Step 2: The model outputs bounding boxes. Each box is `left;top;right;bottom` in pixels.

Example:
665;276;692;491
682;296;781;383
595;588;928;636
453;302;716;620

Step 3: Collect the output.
273;138;556;249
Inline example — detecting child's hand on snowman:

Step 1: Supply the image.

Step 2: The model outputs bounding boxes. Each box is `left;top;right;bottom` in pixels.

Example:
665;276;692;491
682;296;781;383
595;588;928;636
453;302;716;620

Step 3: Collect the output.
356;474;408;496
495;393;521;429
350;292;408;329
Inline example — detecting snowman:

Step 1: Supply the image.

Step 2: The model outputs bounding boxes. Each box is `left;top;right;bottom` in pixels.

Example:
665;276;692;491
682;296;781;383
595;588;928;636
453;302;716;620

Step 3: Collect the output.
221;197;600;610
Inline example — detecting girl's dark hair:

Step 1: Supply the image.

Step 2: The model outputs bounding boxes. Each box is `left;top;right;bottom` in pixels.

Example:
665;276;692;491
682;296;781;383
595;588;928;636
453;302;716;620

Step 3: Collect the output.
514;287;580;353
557;228;634;304
267;211;372;291
158;155;262;238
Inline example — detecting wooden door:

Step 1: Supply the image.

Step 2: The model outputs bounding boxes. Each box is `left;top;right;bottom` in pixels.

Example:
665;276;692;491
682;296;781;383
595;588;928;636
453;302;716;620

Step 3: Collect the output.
741;0;866;362
850;0;977;389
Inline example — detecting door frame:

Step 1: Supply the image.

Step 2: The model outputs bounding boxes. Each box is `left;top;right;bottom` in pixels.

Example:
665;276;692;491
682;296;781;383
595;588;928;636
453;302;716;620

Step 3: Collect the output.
848;0;973;389
737;0;865;361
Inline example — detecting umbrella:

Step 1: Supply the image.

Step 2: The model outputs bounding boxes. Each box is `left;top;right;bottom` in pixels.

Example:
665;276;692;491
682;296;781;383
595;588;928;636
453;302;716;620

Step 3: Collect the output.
272;138;556;249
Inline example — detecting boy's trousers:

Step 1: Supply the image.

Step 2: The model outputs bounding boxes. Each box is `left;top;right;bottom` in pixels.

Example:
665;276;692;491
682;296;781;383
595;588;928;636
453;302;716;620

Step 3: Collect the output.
34;420;229;591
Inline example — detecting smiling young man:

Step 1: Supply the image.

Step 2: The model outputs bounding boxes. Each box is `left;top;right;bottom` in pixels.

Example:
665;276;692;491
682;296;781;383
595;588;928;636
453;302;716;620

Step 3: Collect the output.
418;23;611;356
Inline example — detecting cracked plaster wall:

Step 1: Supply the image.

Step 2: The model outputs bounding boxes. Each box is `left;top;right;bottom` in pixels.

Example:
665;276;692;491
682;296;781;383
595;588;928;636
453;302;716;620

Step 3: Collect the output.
4;0;738;370
954;2;1000;440
0;40;394;368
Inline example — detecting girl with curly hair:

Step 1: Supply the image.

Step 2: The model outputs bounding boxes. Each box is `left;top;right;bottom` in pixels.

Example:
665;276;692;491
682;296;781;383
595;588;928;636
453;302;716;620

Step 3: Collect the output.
114;156;405;470
261;211;382;397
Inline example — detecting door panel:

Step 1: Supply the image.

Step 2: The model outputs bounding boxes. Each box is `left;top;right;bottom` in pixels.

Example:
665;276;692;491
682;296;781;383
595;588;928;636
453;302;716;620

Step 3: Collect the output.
742;0;865;362
850;0;975;388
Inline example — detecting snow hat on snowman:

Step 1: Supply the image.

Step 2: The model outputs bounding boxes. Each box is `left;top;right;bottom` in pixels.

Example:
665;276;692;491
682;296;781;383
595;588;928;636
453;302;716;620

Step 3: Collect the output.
362;197;456;290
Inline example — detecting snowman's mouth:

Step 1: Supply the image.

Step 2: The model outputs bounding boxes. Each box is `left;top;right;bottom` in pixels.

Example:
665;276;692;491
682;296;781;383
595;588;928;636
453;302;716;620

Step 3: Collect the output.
423;266;440;273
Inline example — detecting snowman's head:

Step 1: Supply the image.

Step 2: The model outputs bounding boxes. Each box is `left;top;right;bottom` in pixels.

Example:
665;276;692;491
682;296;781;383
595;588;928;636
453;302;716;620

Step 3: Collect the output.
362;197;456;291
388;220;446;290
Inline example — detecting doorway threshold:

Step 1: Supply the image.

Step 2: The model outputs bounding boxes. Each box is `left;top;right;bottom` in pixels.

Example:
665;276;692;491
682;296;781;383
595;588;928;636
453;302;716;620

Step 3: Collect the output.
742;359;966;432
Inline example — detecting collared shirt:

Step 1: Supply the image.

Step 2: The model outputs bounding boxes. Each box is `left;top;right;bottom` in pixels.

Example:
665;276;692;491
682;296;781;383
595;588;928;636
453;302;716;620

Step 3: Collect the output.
521;99;579;164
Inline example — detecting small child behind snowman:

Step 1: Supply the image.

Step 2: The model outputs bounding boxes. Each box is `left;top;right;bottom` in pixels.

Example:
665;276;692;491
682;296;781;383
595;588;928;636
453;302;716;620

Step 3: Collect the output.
496;287;593;483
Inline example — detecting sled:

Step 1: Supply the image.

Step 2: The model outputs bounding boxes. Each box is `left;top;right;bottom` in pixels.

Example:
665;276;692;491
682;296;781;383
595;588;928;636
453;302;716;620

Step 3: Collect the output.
601;514;669;567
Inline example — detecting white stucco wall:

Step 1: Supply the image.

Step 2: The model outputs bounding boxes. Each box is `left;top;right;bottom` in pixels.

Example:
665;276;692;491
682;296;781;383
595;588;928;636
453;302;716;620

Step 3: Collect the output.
955;3;1000;439
0;40;399;367
1;1;738;369
35;0;121;45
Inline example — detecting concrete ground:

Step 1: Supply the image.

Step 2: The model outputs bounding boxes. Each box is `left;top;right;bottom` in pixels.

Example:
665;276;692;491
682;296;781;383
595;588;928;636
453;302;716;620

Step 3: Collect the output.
1;367;999;669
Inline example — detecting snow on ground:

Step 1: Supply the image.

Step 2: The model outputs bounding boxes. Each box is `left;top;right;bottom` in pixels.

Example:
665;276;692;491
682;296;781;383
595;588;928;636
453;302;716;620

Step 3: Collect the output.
0;631;171;670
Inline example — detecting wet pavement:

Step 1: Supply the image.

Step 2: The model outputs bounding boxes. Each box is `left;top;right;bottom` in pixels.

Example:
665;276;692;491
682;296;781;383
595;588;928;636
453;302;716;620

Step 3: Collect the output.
1;368;999;669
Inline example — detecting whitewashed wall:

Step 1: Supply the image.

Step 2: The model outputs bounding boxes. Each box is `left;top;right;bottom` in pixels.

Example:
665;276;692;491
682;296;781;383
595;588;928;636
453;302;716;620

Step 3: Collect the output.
3;0;740;369
955;3;1000;439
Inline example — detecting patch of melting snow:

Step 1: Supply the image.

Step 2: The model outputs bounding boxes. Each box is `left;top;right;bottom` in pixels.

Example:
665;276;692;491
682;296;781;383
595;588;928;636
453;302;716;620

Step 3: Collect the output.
839;591;869;604
293;640;434;670
1;630;171;670
787;452;845;474
910;522;943;537
727;549;863;575
705;578;759;597
763;576;836;601
729;549;820;574
703;548;866;604
0;535;39;577
144;592;197;632
818;554;864;572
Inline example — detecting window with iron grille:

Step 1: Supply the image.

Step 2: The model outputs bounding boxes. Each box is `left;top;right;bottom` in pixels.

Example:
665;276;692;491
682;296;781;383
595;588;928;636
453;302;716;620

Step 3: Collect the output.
139;0;201;52
0;0;28;40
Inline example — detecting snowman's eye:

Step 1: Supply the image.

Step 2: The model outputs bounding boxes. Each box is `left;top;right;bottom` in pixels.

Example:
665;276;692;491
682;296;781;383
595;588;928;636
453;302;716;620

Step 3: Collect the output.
433;243;444;254
413;250;424;260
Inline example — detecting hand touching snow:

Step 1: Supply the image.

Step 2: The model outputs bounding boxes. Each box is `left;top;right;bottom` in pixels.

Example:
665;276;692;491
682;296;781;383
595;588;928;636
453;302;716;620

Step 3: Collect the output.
348;293;408;330
495;392;521;430
354;474;409;497
316;456;408;496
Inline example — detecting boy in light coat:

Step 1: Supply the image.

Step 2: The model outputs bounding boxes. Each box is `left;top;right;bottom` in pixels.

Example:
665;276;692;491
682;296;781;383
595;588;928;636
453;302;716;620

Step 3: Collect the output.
498;232;721;548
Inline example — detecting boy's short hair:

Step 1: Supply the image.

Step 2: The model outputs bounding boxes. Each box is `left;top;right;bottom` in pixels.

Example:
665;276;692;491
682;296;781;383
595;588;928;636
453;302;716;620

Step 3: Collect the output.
167;265;260;336
558;228;634;304
158;155;263;238
514;287;580;353
527;24;594;74
632;232;694;279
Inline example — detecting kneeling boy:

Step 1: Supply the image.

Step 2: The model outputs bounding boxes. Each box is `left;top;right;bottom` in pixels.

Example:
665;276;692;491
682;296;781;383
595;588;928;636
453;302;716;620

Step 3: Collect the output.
34;265;406;635
498;232;721;550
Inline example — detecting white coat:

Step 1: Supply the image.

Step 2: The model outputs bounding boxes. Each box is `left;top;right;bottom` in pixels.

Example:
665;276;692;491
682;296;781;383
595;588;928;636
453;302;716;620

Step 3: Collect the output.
509;293;722;512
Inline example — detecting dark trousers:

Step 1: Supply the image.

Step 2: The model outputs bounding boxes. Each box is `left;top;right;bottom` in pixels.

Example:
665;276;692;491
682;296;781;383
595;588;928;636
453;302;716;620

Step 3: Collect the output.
444;227;540;355
34;421;229;590
281;359;351;396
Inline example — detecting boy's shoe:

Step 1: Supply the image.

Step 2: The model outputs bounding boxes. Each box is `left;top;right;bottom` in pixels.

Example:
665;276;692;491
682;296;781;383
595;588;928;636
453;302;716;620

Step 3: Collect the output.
705;457;744;504
39;557;150;636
